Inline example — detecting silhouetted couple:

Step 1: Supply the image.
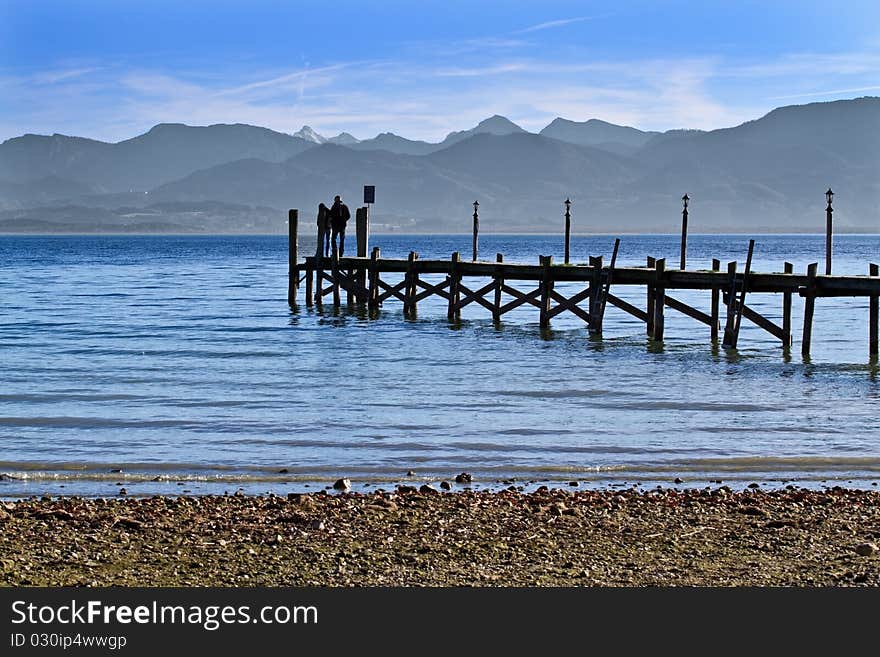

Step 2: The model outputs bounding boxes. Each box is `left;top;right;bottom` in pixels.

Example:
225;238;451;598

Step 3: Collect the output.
316;195;351;257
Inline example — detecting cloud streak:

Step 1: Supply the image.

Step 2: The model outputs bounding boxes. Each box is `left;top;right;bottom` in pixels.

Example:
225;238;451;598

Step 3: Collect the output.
514;16;594;34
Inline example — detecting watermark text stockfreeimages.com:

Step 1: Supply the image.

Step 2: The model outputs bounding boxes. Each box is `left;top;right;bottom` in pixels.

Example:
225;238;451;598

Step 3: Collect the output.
10;599;317;632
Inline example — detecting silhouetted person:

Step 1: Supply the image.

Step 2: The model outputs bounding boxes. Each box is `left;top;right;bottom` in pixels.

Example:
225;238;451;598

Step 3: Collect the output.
329;194;351;256
316;202;331;257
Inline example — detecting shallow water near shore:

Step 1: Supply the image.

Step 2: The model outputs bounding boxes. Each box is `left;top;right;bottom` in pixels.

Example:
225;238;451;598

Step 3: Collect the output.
1;233;879;498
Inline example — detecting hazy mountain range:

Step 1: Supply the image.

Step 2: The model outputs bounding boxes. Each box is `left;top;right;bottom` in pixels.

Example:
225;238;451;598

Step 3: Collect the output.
1;97;878;233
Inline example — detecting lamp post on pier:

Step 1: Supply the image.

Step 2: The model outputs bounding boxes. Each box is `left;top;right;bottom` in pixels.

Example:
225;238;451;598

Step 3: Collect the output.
680;194;689;270
564;198;572;264
472;200;479;262
825;188;833;275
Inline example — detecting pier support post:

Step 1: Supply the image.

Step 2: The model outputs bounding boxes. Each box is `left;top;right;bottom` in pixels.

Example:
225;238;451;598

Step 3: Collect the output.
539;255;553;328
315;250;325;308
802;262;818;358
782;262;794;348
447;252;461;321
356;207;369;302
594;239;620;335
305;261;313;307
727;239;755;349
646;256;656;336
493;253;504;322
404;251;419;316
588;255;603;334
870;263;878;358
287;209;298;305
368;247;381;309
710;258;720;342
652;259;666;340
722;261;738;348
332;250;341;308
356;207;369;257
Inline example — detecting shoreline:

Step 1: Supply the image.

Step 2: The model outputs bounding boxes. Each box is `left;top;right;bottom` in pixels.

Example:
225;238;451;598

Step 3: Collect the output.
2;486;878;587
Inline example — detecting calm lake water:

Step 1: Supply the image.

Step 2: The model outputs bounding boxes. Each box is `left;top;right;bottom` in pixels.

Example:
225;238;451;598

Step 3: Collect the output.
1;233;879;497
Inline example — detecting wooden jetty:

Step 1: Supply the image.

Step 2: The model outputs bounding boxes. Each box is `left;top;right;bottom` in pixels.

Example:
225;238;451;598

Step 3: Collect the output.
285;207;880;358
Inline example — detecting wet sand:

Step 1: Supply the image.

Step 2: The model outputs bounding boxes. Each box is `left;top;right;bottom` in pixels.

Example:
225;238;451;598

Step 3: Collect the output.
1;486;879;586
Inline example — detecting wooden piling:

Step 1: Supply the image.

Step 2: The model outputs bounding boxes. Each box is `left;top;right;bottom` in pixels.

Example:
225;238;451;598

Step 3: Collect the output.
802;263;818;357
710;258;720;342
368;247;381;309
332;250;341;307
870;263;878;358
447;252;461;321
782;262;793;348
652;258;666;340
729;239;755;349
304;262;313;307
593;241;620;335
404;251;418;316
722;261;738;348
587;256;603;333
355;207;369;302
540;255;553;328
315;248;325;308
646;256;656;336
287;209;298;305
493;253;504;322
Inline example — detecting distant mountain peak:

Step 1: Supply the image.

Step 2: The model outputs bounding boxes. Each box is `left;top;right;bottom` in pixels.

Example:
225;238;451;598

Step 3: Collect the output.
327;132;360;145
474;114;526;133
440;115;527;146
293;126;327;144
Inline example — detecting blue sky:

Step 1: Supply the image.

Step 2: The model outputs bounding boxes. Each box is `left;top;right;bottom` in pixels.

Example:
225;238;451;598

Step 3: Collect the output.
1;0;878;142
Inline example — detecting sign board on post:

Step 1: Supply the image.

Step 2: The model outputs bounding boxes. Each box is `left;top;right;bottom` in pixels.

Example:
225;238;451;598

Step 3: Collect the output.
363;185;375;205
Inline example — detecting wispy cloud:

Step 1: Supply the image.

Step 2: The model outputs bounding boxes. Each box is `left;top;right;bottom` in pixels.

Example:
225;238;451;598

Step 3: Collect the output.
33;67;101;85
770;85;880;100
514;16;594;34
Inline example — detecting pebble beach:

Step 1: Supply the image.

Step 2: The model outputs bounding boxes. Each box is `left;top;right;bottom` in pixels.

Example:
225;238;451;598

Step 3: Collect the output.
2;486;879;587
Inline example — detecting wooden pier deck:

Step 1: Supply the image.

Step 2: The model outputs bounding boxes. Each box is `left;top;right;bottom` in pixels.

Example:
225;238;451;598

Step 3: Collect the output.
284;209;880;358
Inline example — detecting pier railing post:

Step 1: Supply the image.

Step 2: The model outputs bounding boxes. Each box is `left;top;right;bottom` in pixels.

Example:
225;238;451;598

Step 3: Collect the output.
802;262;818;358
652;258;666;341
870;263;878;358
368;247;381;310
539;255;553;328
287;209;298;305
710;258;721;342
447;252;461;321
782;262;794;348
493;253;504;323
